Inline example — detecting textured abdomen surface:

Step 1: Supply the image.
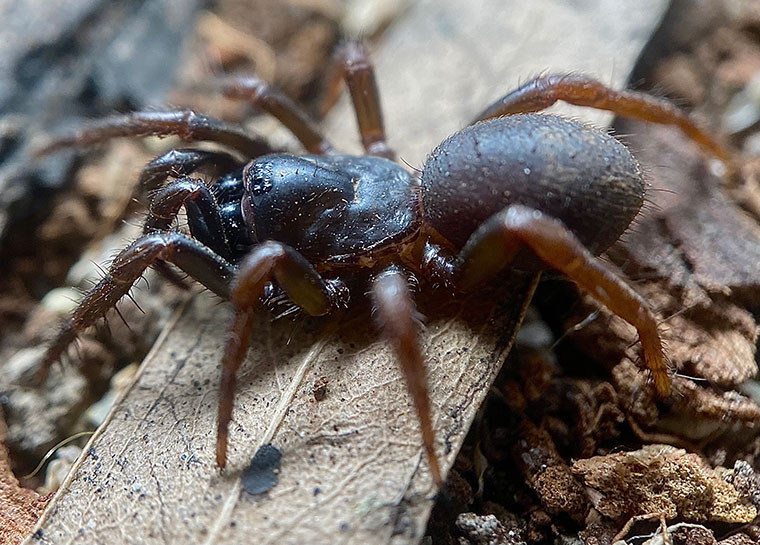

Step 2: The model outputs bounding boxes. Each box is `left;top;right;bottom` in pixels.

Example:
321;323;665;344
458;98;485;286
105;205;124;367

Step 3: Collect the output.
421;114;645;254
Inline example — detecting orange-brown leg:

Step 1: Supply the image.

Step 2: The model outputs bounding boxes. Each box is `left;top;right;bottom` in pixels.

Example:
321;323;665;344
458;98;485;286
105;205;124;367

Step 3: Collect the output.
323;41;393;159
218;76;334;155
452;205;671;398
474;73;731;162
34;110;272;158
371;266;442;486
216;241;347;468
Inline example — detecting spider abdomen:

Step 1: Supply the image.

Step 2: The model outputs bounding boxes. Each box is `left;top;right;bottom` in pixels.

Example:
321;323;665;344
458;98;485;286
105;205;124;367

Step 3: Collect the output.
420;114;645;254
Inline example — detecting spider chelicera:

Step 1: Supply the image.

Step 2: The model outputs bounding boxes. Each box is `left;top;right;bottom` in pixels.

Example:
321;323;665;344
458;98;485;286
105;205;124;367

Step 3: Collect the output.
37;41;729;486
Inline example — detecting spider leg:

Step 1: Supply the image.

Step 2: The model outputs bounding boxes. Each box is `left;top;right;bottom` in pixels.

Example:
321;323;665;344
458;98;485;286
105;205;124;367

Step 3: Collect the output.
371;266;442;486
473;73;730;162
441;204;671;399
39;232;236;382
218;76;334;155
142;177;233;288
324;41;394;159
216;241;347;468
144;177;231;259
138;148;242;196
35;110;272;158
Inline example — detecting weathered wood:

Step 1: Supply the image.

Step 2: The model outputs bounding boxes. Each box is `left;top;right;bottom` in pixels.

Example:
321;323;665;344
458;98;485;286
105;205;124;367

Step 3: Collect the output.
27;1;669;544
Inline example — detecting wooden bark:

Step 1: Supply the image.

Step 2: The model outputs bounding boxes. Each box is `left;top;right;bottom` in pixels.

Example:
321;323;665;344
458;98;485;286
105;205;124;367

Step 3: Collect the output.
26;1;668;544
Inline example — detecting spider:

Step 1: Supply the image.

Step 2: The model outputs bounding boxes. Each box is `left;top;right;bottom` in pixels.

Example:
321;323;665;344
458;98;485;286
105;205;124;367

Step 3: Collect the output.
36;41;729;487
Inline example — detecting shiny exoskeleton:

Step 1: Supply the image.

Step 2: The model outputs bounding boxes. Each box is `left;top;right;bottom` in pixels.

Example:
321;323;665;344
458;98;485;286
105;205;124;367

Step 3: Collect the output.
38;43;730;487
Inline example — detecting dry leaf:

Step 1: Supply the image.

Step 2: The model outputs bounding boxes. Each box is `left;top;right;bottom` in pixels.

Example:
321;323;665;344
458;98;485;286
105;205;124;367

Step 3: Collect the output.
29;286;536;544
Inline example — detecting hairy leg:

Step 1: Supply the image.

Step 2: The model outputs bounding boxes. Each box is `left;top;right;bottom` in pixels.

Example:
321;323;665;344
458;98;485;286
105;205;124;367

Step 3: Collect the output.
429;205;671;398
138;148;242;195
474;73;730;162
216;241;348;468
371;266;441;486
35;110;272;158
218;76;334;155
324;41;394;159
40;232;236;380
144;177;231;258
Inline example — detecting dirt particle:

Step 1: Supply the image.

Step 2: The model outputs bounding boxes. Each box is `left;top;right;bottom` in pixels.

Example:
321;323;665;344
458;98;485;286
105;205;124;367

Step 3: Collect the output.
312;376;329;402
241;444;282;496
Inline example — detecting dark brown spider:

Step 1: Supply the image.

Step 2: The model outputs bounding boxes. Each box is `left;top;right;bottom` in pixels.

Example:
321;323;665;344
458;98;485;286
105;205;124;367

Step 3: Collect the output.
37;42;729;486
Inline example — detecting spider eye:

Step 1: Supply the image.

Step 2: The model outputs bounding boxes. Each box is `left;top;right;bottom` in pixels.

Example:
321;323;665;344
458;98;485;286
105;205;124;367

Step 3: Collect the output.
243;160;273;195
252;179;272;195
